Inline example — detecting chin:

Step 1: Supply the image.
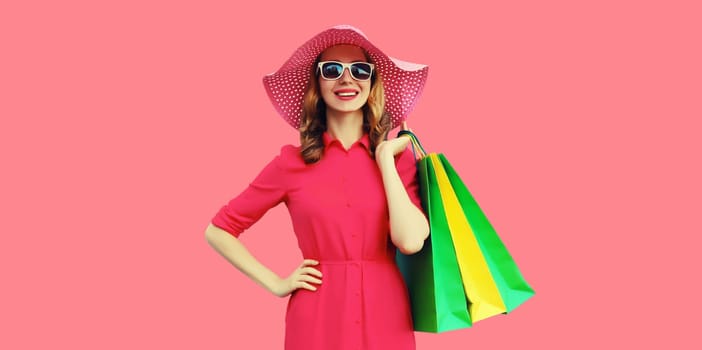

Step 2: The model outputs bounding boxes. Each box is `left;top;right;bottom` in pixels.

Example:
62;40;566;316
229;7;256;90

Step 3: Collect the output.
331;105;365;114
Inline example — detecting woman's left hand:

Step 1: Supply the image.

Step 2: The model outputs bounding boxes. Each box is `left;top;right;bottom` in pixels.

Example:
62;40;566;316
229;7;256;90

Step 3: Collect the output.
375;122;412;163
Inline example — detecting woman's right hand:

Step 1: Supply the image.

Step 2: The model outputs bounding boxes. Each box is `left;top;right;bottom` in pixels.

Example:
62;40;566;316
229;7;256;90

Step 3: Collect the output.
270;259;323;297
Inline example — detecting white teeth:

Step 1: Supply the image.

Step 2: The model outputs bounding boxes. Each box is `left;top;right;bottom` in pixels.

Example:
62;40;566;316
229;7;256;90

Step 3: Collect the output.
336;92;357;96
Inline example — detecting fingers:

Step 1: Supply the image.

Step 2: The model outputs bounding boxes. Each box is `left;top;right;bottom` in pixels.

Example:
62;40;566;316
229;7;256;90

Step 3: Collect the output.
300;274;322;285
300;259;322;278
289;259;323;292
399;121;415;142
297;281;318;292
301;259;319;266
301;266;323;278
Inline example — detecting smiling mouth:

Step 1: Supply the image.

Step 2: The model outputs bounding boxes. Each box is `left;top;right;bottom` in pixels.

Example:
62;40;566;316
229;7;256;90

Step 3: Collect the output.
335;91;359;97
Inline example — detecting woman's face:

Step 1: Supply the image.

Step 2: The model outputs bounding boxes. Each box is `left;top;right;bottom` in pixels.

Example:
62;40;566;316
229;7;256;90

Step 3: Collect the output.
318;45;372;115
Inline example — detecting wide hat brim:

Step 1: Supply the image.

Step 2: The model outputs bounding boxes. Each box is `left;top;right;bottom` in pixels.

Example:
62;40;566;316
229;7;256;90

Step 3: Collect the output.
262;25;429;130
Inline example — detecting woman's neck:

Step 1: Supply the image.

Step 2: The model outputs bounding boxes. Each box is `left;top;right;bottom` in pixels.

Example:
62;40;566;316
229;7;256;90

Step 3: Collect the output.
326;109;364;149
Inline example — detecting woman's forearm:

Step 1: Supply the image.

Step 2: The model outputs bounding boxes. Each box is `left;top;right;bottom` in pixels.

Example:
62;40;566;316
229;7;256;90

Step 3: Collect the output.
204;223;282;294
377;155;430;255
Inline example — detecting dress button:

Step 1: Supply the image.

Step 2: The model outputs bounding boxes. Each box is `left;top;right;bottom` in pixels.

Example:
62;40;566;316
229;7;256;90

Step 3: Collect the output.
355;320;361;325
346;202;351;207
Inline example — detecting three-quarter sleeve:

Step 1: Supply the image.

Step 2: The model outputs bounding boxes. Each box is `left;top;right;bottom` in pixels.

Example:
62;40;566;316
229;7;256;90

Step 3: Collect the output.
211;154;287;237
395;147;424;212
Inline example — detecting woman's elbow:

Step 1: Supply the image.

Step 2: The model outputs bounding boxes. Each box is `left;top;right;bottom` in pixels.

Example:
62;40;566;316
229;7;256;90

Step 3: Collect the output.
205;223;227;245
397;238;426;255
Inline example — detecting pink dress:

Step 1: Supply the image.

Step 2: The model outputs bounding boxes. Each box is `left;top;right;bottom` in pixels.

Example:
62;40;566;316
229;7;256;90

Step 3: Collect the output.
212;132;423;350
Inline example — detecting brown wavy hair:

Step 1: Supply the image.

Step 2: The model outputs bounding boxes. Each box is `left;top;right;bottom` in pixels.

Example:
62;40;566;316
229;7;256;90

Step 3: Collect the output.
298;52;391;164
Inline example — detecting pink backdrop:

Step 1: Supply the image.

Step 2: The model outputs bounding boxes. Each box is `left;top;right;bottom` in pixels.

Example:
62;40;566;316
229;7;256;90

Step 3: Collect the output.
2;0;700;348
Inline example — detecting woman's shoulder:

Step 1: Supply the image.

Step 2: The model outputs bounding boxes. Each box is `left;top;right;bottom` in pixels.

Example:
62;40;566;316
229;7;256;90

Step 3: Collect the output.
276;143;301;160
274;144;307;171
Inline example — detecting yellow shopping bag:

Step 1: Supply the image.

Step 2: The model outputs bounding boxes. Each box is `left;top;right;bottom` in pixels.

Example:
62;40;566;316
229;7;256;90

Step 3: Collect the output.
430;155;507;321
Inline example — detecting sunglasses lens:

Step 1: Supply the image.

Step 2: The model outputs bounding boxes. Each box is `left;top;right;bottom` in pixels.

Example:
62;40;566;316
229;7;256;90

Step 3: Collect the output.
350;63;372;80
321;62;343;79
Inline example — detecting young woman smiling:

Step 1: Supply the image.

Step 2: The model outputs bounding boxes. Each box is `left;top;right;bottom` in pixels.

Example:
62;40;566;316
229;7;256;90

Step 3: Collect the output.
205;25;430;350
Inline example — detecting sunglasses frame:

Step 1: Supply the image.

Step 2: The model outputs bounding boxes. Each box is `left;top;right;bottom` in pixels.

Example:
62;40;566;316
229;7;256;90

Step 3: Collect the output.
316;61;375;81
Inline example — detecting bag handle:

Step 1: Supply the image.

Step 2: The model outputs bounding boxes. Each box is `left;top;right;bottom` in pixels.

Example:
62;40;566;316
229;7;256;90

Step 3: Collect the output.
397;130;428;159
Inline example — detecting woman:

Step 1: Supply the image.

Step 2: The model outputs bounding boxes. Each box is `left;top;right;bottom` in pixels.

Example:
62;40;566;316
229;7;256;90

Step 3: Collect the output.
205;25;430;350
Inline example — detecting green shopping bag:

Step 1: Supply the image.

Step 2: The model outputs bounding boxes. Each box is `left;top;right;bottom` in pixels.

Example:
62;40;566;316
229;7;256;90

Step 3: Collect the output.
396;146;472;333
438;153;535;312
431;154;508;321
396;130;534;330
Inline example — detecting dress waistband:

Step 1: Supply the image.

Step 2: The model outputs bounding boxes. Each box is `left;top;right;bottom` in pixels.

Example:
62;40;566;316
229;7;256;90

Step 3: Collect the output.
317;258;395;265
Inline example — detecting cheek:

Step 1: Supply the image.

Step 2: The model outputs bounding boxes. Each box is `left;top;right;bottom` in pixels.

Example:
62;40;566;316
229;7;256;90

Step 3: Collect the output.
318;78;334;90
318;80;335;94
317;81;333;103
361;84;372;99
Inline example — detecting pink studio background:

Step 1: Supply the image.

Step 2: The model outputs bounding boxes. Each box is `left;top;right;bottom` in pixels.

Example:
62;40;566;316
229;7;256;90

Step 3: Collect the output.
1;0;700;349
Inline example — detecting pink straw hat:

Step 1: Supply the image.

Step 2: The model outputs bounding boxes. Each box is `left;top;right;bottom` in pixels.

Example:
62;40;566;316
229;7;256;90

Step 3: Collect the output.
262;25;429;129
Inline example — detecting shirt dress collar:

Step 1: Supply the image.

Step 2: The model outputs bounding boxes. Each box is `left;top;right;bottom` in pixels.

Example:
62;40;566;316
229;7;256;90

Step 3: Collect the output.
322;131;371;151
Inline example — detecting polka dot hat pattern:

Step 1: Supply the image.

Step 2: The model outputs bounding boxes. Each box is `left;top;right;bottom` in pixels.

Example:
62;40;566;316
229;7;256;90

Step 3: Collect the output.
262;25;429;130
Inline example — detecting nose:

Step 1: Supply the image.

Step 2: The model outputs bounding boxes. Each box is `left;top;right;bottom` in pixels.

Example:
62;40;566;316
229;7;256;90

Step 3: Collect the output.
339;67;353;82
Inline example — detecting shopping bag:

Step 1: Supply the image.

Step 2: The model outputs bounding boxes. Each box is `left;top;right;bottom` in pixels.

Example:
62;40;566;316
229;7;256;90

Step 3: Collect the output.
396;130;534;328
431;154;507;321
438;153;535;312
395;143;472;333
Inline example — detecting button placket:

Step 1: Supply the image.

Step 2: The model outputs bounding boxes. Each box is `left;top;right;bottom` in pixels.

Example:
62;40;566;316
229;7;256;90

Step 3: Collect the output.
341;154;352;208
349;262;362;329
